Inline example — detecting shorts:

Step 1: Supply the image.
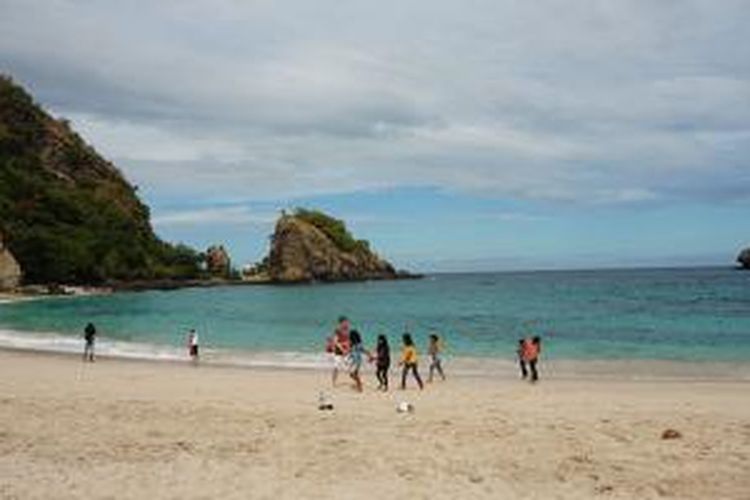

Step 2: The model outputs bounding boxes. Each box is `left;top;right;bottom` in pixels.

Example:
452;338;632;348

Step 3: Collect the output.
332;354;348;370
190;345;199;357
349;359;362;375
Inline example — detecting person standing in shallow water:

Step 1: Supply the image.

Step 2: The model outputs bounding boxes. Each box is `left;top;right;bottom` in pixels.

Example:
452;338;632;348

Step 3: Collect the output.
187;329;199;363
83;322;96;362
400;333;423;390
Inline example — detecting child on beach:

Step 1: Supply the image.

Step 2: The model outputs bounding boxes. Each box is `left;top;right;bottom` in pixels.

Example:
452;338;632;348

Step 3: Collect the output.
517;338;528;379
187;329;199;362
523;336;542;382
400;333;423;390
427;333;446;382
374;334;391;391
347;330;370;392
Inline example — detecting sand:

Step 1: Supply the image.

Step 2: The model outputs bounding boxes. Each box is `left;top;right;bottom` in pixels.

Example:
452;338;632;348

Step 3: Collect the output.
0;350;748;499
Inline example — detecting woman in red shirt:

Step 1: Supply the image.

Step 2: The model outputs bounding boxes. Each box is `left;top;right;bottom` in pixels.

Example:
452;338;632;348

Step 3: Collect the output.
523;336;542;382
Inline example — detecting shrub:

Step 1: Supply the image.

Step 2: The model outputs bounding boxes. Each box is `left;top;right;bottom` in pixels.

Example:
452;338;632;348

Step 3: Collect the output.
292;208;370;253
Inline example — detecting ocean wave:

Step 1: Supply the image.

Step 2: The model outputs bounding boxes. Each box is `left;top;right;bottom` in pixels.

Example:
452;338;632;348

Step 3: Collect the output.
0;328;747;381
0;328;336;369
0;328;185;361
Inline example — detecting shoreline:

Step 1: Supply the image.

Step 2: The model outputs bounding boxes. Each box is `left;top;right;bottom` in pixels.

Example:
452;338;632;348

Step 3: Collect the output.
1;341;748;383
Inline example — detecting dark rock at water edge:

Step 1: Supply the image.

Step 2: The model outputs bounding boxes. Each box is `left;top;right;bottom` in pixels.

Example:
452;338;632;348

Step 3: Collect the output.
0;231;22;291
737;247;750;269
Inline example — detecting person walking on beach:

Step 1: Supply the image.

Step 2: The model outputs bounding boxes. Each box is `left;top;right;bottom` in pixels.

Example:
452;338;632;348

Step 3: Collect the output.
517;338;528;379
427;333;446;383
328;316;351;387
187;329;199;363
523;336;542;382
83;322;96;362
400;333;423;390
374;334;391;391
347;329;370;392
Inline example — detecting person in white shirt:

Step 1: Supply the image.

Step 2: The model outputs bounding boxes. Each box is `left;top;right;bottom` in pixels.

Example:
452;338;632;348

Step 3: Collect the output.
187;329;199;362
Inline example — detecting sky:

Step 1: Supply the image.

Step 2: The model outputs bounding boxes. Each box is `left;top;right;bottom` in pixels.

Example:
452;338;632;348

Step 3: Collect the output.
1;0;749;271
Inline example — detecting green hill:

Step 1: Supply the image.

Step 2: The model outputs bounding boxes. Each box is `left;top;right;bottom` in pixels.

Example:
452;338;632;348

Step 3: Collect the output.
0;75;201;285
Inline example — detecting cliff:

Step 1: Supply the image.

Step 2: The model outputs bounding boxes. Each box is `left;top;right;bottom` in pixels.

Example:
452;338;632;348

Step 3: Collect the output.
0;231;21;290
738;248;750;269
0;75;201;285
256;209;417;283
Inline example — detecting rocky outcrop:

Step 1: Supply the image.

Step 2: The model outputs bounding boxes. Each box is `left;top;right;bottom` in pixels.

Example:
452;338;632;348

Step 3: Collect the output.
260;212;416;283
0;231;22;290
738;248;750;269
205;245;231;276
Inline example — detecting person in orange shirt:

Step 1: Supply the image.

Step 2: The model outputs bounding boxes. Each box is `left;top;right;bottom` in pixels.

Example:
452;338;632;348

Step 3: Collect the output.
400;333;423;390
522;336;542;382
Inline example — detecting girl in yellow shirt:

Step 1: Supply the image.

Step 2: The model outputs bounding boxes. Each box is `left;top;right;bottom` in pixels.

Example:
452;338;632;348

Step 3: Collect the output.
400;333;423;390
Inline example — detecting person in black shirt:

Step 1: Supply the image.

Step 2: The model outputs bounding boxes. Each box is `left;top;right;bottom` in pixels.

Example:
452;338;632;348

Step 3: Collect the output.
83;323;96;362
374;334;390;391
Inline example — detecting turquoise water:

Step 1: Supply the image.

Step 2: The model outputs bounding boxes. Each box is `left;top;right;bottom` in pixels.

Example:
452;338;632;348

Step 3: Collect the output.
1;267;749;363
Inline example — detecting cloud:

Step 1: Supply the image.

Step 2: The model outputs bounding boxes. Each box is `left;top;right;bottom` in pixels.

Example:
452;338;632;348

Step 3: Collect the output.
152;206;277;227
1;0;748;205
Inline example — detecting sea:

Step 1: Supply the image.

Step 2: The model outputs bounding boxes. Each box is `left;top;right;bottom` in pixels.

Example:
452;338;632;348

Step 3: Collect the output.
1;267;749;379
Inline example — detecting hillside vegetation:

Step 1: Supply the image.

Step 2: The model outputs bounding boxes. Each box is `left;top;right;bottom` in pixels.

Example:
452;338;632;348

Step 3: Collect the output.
0;75;201;284
292;208;371;254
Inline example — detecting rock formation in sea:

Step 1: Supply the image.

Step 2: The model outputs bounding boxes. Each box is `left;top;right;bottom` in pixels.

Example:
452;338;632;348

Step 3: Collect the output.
738;248;750;269
205;245;231;276
0;75;202;285
252;208;418;283
0;231;22;290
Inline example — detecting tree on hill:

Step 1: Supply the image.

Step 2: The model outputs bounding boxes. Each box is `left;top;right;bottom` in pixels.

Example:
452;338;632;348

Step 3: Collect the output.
292;208;371;254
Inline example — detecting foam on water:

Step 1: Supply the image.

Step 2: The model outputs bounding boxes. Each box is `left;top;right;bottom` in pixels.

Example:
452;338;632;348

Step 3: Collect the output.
0;327;333;369
1;327;747;381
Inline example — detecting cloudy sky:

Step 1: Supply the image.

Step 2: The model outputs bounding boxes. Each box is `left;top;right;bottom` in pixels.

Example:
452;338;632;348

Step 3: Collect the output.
2;0;749;271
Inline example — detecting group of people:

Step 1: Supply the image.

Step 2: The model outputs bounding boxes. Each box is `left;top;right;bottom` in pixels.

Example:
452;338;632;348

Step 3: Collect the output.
82;318;542;384
326;316;446;392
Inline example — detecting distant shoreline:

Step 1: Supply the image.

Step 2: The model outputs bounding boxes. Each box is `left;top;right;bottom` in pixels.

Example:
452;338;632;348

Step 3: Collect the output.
110;272;424;291
4;264;743;296
0;272;425;298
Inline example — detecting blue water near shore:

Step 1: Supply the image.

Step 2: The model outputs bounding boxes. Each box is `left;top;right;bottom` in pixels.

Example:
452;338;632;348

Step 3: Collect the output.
1;267;749;363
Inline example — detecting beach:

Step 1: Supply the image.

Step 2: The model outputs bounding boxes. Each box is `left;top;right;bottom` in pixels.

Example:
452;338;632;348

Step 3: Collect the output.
1;349;748;499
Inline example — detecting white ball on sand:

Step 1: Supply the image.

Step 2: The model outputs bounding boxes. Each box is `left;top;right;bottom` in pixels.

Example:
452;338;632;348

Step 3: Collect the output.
396;401;414;413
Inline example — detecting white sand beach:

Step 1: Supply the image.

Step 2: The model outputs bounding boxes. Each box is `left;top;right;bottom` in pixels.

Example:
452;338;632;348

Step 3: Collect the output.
0;349;748;499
